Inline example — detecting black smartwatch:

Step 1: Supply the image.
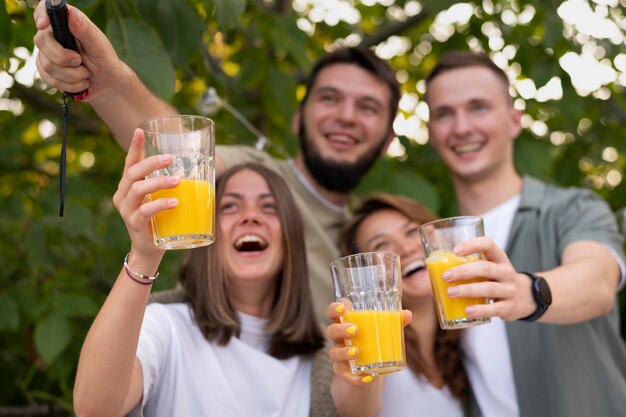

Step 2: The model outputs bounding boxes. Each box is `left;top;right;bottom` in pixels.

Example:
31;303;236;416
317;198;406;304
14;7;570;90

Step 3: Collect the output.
518;272;552;322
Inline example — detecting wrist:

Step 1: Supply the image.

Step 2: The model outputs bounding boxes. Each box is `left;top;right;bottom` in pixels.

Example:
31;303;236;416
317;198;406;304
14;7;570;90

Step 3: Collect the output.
518;272;552;322
89;60;135;106
123;251;163;285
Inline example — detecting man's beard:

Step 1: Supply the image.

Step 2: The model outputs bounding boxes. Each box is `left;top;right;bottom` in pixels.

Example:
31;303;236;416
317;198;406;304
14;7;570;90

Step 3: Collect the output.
299;120;388;193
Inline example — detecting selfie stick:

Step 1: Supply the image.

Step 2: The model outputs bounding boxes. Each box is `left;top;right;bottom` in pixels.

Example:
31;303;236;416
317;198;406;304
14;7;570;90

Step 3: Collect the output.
45;0;88;101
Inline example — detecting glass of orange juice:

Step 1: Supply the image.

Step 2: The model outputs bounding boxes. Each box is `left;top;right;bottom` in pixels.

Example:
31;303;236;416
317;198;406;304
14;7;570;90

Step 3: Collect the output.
330;252;406;376
141;115;215;250
419;216;491;330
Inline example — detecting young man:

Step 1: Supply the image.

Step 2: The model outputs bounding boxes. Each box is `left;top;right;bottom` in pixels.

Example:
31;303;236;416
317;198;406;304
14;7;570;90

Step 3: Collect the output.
32;4;400;323
425;51;626;417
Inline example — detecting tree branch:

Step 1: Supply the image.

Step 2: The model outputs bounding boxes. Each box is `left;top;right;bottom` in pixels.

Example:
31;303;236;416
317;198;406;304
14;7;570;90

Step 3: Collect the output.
360;6;432;49
10;83;104;135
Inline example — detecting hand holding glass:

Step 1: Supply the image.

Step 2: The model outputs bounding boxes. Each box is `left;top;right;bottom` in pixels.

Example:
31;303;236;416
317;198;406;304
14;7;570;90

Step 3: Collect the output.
330;252;406;376
419;216;491;330
141;115;216;250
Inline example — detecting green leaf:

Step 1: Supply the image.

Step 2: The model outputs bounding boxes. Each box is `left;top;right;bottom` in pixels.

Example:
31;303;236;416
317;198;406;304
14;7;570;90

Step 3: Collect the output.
214;0;246;31
0;295;19;332
267;67;297;122
13;286;44;321
138;0;206;67
25;221;46;273
514;135;552;179
106;18;176;101
52;293;99;317
357;160;440;214
270;15;311;71
34;313;72;365
56;204;94;239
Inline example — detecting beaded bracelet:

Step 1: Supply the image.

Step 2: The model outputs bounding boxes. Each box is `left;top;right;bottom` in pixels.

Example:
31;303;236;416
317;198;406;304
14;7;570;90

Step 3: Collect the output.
123;253;159;285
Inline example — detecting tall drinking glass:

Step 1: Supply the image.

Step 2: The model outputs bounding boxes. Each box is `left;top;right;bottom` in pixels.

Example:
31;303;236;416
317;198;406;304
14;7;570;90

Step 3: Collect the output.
419;216;491;330
330;252;406;376
141;115;215;250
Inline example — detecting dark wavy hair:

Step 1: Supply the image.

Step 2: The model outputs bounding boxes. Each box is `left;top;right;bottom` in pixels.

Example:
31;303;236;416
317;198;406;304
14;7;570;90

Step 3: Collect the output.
178;163;324;359
340;192;469;403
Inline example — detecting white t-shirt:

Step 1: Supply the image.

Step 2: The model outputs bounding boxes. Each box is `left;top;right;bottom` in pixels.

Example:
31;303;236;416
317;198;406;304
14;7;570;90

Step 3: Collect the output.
461;195;521;417
381;369;464;417
129;303;312;417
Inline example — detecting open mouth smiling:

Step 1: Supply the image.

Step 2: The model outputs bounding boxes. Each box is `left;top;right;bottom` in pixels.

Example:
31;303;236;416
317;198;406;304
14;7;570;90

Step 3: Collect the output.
234;234;268;252
402;260;426;280
452;142;483;155
326;133;359;147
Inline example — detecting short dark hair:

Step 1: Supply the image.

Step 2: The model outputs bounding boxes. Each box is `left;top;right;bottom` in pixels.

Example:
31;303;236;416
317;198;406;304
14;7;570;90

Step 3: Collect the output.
301;47;401;129
179;163;324;359
425;51;511;103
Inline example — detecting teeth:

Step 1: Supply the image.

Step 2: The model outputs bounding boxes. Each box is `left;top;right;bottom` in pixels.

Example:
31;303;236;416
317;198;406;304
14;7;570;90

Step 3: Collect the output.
403;260;426;278
328;134;352;144
235;234;267;250
454;143;482;154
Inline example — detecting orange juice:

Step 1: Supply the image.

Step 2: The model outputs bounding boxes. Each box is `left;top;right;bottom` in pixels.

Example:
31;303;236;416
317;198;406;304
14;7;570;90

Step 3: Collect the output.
343;310;404;369
149;179;214;243
425;251;487;322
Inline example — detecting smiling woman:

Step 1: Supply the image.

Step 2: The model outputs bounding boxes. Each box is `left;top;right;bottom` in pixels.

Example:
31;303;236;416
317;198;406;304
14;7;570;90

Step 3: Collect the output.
71;136;339;417
178;163;322;357
331;192;471;417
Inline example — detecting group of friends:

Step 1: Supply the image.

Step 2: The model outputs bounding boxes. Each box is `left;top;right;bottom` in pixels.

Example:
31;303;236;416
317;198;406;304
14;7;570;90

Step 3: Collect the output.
32;2;626;417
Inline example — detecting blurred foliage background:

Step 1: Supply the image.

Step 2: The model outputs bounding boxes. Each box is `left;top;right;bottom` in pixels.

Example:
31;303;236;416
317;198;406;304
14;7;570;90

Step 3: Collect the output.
1;0;626;414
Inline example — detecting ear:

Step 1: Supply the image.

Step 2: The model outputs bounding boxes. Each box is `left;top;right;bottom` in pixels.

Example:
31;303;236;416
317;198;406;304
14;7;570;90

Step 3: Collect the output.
292;107;302;135
509;108;523;141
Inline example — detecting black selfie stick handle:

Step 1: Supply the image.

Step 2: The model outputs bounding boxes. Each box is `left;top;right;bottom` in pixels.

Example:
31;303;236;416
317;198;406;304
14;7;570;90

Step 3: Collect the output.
45;0;88;100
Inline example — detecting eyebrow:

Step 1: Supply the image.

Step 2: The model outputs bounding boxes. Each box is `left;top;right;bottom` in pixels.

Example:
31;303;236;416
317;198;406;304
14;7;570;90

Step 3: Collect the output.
221;192;274;200
363;219;415;247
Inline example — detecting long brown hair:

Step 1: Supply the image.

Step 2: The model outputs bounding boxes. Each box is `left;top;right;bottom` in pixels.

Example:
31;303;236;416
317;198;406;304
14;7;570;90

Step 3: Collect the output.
340;192;469;403
179;163;324;359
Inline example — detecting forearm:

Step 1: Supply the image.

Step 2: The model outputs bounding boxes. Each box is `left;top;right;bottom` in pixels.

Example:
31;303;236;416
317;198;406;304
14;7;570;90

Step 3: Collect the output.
89;63;177;151
539;240;619;324
330;375;383;417
73;259;158;417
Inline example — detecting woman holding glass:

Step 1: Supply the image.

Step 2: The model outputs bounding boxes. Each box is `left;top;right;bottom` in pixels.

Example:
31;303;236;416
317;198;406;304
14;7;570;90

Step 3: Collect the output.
72;130;364;417
327;193;474;416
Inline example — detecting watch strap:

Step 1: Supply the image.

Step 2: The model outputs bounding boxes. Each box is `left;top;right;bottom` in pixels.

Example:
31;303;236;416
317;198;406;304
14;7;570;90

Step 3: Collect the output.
518;271;552;322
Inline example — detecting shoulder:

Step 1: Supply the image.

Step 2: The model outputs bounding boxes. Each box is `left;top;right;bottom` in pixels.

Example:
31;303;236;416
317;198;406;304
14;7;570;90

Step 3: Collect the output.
522;176;611;214
217;145;288;171
144;302;192;329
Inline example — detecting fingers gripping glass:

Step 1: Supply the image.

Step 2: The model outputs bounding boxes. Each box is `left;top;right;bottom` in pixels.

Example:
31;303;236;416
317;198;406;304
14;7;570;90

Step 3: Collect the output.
330;252;406;376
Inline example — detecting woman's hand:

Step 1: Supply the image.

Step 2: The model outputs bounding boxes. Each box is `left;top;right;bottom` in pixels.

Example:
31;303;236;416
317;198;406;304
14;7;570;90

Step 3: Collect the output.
326;302;413;385
112;129;179;260
326;302;372;385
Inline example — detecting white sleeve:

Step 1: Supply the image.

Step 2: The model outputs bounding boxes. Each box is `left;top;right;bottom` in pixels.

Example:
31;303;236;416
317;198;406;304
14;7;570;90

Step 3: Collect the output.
134;304;172;411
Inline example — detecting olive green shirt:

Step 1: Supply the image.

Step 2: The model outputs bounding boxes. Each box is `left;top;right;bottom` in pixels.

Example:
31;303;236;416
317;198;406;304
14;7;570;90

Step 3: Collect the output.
505;176;626;417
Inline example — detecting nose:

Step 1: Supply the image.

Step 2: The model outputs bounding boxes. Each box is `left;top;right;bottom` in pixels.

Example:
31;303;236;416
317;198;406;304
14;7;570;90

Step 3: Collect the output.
240;204;261;224
336;100;357;123
397;236;422;258
452;110;471;137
